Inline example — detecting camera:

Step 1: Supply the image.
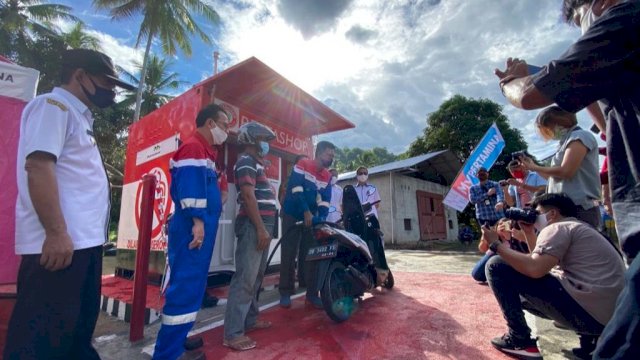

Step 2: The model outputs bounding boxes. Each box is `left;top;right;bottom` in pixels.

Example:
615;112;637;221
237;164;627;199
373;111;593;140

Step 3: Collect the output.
504;207;538;224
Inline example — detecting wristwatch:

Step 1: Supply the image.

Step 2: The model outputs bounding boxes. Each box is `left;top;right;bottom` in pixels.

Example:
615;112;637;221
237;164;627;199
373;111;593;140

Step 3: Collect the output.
489;241;502;253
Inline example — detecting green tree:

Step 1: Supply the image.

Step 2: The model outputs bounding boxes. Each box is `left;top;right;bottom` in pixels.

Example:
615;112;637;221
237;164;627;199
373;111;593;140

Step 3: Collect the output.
61;22;101;50
406;95;529;227
0;0;78;62
92;0;220;122
118;54;184;116
406;95;528;181
334;147;397;173
93;103;135;231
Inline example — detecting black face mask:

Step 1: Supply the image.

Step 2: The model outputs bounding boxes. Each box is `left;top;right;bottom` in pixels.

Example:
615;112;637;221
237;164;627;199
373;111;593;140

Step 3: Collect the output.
478;173;488;181
81;77;116;108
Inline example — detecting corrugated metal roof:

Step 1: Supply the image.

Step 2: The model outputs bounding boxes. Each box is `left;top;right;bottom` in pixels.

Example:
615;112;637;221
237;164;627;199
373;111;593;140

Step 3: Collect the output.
338;149;461;185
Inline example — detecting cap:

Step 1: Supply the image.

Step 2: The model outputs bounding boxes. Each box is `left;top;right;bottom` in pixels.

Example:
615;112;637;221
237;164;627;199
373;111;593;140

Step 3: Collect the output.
62;49;136;91
478;167;488;173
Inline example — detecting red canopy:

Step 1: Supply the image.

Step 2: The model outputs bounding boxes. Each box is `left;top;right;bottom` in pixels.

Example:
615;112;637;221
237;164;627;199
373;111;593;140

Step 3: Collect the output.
195;57;354;137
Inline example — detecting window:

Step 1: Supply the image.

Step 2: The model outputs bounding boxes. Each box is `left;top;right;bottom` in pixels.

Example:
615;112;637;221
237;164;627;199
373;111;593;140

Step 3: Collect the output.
430;198;435;212
448;220;453;229
404;218;412;231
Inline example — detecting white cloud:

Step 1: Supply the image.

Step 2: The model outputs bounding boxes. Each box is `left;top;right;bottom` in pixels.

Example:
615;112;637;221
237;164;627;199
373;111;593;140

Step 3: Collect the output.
90;31;144;74
209;0;590;159
52;18;143;74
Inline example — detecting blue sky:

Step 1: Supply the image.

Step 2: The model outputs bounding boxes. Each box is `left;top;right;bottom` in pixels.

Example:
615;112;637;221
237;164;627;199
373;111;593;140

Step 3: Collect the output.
54;0;603;159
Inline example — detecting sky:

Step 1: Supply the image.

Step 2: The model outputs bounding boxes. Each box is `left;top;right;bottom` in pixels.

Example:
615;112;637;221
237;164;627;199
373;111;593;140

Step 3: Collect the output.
54;0;603;159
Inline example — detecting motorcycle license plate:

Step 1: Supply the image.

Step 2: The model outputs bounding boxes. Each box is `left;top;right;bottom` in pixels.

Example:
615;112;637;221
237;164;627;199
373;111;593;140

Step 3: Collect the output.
307;244;338;261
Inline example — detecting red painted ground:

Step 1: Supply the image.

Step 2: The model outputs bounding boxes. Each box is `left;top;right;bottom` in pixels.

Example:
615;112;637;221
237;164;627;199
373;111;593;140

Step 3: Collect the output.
101;274;281;310
196;272;513;360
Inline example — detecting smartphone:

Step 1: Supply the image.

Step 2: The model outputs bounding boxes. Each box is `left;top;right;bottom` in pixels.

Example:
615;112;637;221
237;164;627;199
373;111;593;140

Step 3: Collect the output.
527;64;543;75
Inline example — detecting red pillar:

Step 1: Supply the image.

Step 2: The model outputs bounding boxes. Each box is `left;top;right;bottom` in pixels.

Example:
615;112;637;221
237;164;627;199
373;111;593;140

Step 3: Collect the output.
130;174;157;342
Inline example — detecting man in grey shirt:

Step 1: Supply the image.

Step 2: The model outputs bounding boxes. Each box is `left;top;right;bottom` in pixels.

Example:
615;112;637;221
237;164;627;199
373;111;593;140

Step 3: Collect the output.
483;193;625;359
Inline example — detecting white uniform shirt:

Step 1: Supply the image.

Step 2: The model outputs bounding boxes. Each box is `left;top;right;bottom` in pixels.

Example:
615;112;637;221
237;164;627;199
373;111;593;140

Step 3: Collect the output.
355;183;380;218
326;184;343;223
15;87;109;254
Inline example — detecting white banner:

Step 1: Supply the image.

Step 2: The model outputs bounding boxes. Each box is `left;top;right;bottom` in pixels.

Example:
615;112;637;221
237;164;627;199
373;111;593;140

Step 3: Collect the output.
0;61;39;102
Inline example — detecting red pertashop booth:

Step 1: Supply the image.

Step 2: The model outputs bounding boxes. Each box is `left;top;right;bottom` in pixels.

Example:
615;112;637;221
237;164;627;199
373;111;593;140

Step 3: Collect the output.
114;57;354;282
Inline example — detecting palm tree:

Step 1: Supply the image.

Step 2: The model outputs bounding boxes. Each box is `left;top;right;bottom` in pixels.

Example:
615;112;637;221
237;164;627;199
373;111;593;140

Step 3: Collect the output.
92;0;220;122
119;54;185;117
0;0;78;61
61;22;101;50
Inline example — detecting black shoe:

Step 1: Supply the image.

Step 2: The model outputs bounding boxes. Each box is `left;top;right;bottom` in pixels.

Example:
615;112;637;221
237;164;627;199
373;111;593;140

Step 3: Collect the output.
490;333;542;359
201;293;219;308
184;336;204;351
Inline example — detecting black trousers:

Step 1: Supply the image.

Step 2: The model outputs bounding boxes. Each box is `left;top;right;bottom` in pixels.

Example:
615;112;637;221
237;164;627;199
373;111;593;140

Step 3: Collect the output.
278;214;317;296
4;246;103;360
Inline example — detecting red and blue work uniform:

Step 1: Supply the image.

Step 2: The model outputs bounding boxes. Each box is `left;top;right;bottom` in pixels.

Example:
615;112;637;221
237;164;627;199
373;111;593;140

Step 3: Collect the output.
153;132;222;360
282;158;332;223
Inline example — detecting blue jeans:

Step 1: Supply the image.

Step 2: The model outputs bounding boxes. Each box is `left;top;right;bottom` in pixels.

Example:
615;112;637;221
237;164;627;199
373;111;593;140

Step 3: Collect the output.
471;252;493;282
593;255;640;359
223;216;275;341
486;255;603;340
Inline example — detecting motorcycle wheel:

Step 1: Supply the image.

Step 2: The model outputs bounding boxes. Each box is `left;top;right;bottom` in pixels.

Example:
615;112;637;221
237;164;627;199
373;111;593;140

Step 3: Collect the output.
320;261;356;323
383;270;394;289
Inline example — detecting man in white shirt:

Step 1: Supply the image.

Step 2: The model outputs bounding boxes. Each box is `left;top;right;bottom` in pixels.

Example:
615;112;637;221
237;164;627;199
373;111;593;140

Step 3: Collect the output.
354;166;380;218
5;49;134;360
326;168;343;223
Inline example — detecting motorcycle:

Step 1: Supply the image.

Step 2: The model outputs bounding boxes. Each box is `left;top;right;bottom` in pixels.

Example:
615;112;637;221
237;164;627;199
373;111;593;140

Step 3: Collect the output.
306;184;393;323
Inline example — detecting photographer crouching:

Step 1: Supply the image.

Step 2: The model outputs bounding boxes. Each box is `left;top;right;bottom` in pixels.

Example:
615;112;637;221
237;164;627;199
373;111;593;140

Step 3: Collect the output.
483;193;625;360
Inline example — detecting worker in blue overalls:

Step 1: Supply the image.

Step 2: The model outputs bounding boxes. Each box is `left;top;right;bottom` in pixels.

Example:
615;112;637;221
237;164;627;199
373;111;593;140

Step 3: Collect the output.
153;104;229;360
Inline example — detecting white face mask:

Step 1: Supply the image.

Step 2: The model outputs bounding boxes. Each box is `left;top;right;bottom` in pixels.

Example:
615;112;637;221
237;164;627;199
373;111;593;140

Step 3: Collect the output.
580;0;600;35
357;174;368;183
211;124;228;145
534;214;548;231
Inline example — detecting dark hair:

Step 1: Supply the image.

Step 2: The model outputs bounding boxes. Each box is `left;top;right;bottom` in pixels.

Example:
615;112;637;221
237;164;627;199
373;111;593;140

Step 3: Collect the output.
530;193;577;217
315;140;336;158
562;0;591;23
195;104;227;127
60;66;76;85
356;166;368;173
507;160;521;169
294;154;308;164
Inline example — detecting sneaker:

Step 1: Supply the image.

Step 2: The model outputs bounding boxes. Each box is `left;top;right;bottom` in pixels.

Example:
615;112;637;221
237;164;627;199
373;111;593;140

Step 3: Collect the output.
279;295;291;308
490;333;542;360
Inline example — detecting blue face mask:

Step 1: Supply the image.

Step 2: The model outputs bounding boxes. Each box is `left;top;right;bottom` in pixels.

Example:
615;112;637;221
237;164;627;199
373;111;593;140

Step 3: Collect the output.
259;141;269;156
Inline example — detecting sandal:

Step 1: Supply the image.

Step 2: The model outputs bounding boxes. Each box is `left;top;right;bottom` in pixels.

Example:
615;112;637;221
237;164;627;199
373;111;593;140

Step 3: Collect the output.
246;319;271;333
223;335;256;351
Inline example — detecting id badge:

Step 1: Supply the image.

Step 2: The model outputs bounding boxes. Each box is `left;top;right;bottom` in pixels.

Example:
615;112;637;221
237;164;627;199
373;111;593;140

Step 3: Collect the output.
484;199;491;206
